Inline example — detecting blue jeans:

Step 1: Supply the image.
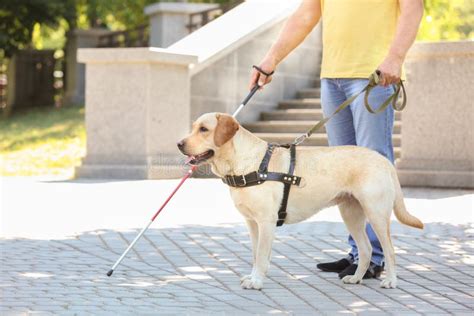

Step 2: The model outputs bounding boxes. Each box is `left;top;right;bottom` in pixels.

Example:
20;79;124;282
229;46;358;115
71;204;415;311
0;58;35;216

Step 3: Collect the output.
321;78;395;266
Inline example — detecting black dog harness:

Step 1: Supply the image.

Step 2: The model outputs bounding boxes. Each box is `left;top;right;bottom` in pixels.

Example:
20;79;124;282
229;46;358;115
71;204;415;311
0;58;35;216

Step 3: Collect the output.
222;143;301;227
220;70;407;227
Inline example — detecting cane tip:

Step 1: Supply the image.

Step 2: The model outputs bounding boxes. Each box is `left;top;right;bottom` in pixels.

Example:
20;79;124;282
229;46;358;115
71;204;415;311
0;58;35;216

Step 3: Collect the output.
107;269;114;277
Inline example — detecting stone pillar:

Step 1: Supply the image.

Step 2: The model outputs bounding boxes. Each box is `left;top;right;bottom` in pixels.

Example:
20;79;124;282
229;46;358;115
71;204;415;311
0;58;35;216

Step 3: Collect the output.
76;47;198;179
64;28;112;105
397;41;474;188
144;2;220;48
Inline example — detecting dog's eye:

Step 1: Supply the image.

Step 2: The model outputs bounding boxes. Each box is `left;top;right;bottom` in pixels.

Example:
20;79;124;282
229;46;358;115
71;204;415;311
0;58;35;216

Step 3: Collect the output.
199;126;209;133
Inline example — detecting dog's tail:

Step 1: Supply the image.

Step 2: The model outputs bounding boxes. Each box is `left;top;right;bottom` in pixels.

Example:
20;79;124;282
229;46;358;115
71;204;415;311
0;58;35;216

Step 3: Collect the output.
392;169;424;229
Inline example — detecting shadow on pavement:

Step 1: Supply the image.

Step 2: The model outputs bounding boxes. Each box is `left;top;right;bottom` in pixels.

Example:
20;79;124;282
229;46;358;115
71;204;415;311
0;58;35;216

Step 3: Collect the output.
1;221;473;314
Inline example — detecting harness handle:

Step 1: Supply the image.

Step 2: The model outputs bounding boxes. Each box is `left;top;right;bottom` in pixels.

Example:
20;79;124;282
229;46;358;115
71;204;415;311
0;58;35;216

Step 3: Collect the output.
292;70;406;145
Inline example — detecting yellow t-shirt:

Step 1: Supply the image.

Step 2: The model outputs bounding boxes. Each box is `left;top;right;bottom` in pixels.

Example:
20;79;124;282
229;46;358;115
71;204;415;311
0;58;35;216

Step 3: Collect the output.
320;0;400;79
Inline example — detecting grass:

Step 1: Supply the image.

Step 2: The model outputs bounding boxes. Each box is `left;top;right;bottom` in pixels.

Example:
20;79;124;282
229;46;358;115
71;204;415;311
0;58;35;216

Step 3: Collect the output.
0;106;85;178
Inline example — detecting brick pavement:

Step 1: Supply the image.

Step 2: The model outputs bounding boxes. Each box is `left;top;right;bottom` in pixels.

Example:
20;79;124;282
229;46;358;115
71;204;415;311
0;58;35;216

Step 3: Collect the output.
1;221;473;315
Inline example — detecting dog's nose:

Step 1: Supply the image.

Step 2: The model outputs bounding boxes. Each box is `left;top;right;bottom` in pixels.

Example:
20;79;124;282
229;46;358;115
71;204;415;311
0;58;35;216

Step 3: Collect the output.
177;140;185;149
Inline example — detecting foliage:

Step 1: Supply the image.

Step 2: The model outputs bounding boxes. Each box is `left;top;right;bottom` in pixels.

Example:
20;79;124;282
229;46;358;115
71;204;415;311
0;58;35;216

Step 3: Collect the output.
78;0;236;31
1;0;472;57
0;0;75;57
32;20;70;51
76;0;157;31
0;106;85;178
418;0;474;41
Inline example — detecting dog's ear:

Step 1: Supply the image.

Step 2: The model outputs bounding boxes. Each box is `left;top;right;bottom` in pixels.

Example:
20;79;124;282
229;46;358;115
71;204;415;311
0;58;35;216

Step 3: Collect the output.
214;114;239;147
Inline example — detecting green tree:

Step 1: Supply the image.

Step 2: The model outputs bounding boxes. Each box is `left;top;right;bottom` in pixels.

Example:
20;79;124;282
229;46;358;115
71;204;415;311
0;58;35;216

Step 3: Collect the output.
1;0;238;55
418;0;474;41
75;0;157;31
0;0;76;57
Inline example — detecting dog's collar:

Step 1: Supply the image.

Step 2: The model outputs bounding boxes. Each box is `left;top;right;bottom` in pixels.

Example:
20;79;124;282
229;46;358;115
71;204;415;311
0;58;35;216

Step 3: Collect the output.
222;171;301;187
221;143;301;226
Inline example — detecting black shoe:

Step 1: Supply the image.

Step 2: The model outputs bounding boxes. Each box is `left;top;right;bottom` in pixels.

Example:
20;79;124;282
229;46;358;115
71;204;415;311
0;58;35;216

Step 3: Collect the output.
317;257;353;273
338;262;384;279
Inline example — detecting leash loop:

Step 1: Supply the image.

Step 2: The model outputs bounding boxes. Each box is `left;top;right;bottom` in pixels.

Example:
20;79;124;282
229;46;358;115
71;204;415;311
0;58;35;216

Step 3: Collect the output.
252;65;275;77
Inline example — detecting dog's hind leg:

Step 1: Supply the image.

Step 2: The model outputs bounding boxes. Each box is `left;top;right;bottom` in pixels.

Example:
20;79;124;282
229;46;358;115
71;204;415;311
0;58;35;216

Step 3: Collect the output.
365;212;397;288
241;219;258;284
241;221;275;290
358;193;397;289
339;198;372;285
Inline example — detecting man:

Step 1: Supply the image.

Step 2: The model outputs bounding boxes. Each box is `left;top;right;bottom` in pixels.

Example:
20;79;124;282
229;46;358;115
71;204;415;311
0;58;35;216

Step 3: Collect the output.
249;0;423;279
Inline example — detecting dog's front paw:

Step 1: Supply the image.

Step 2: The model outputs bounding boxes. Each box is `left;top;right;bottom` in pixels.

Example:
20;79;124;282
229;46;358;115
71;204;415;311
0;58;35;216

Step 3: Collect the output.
342;275;363;285
380;277;397;289
240;274;252;282
240;276;263;290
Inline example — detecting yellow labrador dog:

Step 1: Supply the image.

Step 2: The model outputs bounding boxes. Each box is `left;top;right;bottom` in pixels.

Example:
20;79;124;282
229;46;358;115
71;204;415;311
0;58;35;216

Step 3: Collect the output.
178;112;423;290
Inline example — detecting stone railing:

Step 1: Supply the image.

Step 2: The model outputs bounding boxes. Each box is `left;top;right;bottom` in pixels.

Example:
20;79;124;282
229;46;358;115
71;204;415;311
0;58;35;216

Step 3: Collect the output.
397;41;474;188
97;24;149;48
77;0;322;179
145;2;221;48
186;0;244;33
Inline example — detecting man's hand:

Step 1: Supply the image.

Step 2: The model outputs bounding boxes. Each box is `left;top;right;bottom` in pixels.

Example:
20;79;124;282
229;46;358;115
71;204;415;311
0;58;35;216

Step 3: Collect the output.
377;54;403;86
248;57;277;90
377;0;423;87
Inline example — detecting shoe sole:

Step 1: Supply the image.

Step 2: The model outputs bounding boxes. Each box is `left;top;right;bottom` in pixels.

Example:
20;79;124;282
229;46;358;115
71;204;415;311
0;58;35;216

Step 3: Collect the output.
318;268;346;273
338;269;384;279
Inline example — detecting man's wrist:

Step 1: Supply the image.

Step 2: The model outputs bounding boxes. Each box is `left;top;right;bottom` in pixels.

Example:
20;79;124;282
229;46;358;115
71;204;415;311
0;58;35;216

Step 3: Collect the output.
386;50;405;64
264;52;280;69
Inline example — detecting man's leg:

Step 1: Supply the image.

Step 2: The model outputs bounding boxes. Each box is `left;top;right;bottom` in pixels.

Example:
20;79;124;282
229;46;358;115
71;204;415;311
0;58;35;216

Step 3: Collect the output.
341;79;395;275
316;78;357;273
320;79;357;147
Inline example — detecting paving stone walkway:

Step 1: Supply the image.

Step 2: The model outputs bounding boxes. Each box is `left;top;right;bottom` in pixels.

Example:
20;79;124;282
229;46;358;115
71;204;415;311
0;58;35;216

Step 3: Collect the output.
1;221;473;315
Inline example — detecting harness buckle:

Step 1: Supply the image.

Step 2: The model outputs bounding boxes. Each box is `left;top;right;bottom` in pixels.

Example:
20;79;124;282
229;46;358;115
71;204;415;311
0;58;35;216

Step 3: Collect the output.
237;175;247;187
293;133;308;145
226;175;236;187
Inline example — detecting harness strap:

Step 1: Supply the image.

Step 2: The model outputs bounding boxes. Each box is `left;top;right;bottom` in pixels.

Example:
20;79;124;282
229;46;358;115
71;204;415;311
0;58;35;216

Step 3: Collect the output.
222;171;301;187
276;144;296;227
258;143;276;174
221;143;300;227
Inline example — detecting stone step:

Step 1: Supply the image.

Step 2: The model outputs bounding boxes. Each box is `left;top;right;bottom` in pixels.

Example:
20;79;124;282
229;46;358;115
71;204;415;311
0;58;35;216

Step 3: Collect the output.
262;109;324;121
244;120;401;134
279;98;321;109
241;145;401;159
253;133;401;147
279;98;405;111
297;88;321;99
261;109;402;121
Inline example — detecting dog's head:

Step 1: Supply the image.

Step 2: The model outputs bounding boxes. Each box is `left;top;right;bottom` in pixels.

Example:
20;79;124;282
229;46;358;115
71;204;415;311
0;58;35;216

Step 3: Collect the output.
177;112;239;165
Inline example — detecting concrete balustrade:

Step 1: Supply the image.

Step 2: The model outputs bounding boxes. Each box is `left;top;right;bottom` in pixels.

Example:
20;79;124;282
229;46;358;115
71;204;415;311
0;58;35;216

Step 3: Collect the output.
77;48;198;179
145;2;220;48
397;41;474;188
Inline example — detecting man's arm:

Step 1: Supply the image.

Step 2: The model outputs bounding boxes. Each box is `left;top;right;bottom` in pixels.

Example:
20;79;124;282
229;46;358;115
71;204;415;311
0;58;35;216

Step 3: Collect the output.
249;0;321;89
378;0;424;86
